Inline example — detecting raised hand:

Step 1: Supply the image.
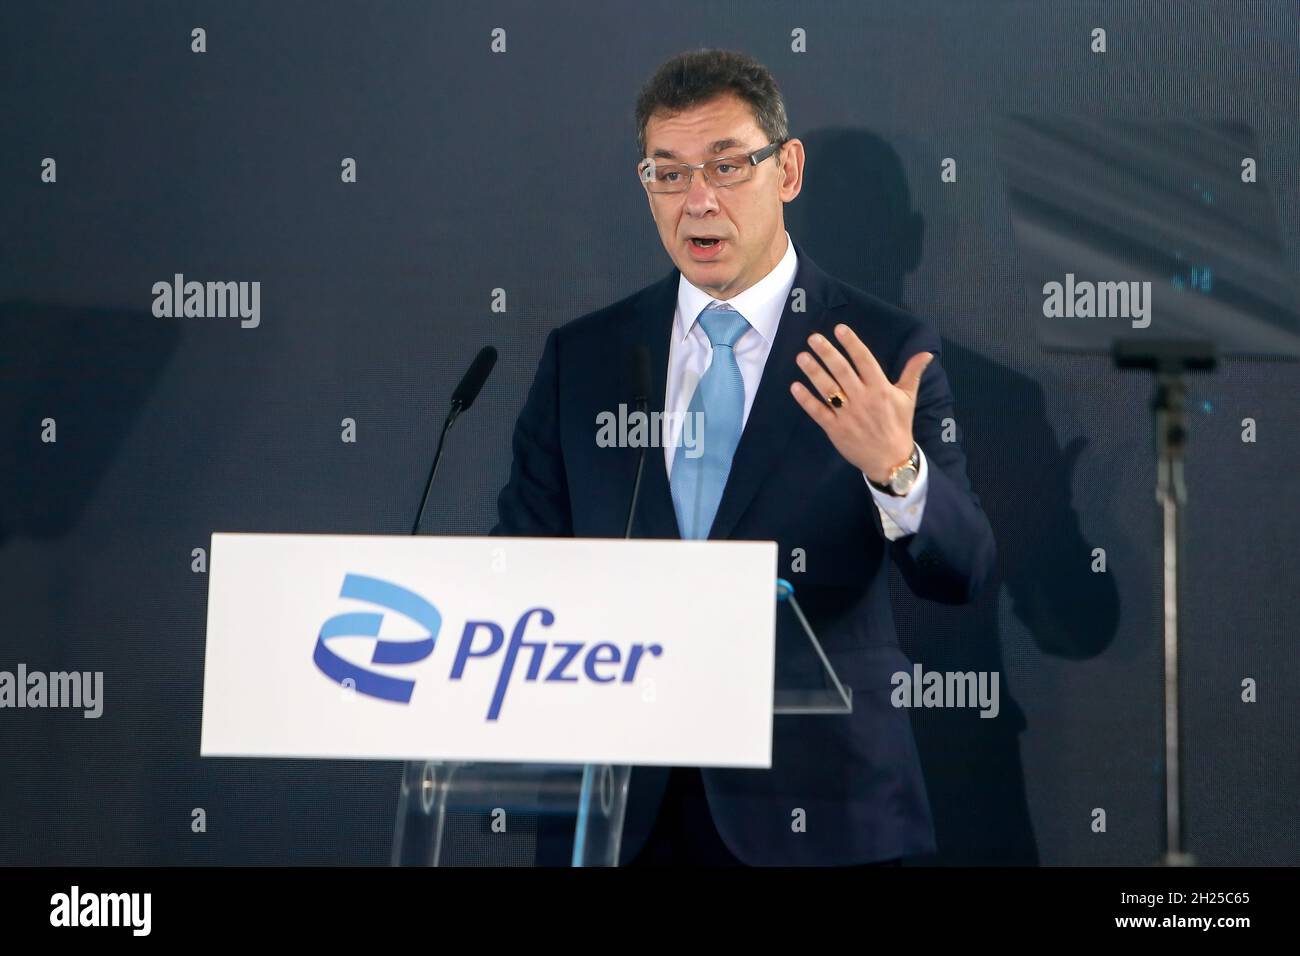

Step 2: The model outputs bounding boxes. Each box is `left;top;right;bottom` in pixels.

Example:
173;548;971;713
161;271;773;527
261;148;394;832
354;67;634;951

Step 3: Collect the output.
790;323;933;483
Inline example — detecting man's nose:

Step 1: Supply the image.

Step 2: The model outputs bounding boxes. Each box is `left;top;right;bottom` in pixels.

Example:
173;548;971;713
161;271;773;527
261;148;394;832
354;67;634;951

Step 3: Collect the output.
683;169;720;216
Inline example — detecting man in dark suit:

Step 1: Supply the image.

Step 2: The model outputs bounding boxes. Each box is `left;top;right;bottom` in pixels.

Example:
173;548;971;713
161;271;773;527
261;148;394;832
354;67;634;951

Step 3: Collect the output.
492;49;996;866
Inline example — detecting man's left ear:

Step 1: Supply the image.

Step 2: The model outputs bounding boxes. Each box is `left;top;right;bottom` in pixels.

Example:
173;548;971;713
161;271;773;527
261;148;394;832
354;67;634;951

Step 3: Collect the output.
778;138;805;202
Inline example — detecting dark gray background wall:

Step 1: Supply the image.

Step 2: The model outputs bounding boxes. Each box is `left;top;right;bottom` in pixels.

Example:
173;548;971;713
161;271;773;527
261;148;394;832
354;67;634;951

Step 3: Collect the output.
2;0;1296;865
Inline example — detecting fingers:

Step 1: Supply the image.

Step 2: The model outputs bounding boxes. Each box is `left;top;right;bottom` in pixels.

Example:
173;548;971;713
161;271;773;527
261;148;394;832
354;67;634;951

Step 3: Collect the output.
833;324;888;386
896;351;934;401
795;346;845;404
805;332;863;400
790;381;838;429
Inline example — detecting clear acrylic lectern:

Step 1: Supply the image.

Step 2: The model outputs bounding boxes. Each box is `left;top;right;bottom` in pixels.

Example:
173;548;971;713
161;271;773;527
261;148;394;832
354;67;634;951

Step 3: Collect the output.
391;578;850;866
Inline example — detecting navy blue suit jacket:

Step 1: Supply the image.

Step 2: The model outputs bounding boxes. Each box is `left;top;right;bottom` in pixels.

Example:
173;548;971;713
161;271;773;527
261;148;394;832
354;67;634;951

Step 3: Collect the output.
492;247;996;865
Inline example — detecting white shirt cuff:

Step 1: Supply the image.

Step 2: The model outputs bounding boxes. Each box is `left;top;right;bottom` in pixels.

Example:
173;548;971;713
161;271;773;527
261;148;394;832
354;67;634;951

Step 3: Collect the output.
865;445;929;541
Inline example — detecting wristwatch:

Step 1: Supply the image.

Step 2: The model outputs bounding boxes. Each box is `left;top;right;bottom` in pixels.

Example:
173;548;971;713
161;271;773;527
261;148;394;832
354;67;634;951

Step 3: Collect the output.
868;443;920;497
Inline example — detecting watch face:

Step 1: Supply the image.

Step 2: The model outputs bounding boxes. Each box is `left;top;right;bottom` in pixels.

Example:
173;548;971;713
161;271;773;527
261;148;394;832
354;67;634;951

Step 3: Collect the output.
890;464;919;495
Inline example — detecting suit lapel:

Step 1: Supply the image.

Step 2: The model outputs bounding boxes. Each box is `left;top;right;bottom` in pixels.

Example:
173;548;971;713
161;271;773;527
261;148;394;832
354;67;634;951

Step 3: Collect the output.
707;249;844;541
623;269;681;539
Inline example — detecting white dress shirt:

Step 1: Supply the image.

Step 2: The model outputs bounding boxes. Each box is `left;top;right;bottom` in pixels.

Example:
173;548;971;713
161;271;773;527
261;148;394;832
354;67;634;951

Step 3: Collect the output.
662;232;929;540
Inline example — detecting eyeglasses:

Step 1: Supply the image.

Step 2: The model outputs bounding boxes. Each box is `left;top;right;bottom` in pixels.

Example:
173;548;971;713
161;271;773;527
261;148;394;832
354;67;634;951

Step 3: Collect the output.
637;141;785;194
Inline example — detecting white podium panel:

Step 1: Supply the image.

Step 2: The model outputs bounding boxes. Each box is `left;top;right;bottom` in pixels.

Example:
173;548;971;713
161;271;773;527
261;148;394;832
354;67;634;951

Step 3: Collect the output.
201;534;776;768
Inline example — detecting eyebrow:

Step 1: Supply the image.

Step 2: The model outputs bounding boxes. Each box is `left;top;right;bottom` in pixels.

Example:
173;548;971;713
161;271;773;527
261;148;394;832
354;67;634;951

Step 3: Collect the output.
650;138;750;160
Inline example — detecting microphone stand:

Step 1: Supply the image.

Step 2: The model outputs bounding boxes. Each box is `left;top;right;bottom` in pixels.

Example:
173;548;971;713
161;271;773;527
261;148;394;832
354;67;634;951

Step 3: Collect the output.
1115;338;1215;868
411;404;463;536
624;395;648;539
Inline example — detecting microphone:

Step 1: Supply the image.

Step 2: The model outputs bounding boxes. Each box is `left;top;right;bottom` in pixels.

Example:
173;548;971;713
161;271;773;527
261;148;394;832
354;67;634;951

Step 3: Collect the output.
623;344;651;539
411;346;499;534
450;345;499;414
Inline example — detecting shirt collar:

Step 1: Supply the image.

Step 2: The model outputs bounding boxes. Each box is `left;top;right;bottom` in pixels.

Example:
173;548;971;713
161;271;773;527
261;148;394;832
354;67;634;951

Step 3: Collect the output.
674;231;798;344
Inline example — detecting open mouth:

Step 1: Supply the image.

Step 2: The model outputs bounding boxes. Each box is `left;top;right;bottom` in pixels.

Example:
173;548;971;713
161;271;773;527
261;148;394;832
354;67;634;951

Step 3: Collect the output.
686;237;726;260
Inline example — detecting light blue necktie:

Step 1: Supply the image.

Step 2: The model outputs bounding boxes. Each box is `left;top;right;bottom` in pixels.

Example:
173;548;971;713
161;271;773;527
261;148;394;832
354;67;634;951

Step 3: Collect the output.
671;302;750;539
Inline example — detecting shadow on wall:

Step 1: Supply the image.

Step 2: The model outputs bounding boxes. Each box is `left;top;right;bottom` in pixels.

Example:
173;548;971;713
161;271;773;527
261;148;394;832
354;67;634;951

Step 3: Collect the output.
0;300;180;547
787;128;1122;865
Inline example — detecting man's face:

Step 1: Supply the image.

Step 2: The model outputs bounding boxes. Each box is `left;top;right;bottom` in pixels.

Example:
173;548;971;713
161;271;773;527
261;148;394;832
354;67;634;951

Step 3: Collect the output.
641;92;804;300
